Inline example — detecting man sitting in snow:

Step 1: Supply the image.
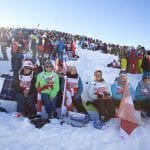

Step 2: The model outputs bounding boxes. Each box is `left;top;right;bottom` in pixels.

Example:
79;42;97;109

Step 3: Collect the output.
35;60;59;119
88;70;115;122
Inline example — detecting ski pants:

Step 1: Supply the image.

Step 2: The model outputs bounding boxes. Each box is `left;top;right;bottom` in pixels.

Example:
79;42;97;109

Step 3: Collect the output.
31;48;36;63
134;99;150;116
16;93;36;115
91;98;115;121
57;50;63;61
1;44;8;60
41;93;57;116
72;96;89;115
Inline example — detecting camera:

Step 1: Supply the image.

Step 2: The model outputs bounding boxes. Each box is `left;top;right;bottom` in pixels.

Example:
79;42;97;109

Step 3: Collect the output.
98;94;103;98
104;92;110;97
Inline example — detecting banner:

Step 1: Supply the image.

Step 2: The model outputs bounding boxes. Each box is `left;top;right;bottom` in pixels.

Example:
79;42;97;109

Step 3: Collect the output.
118;80;139;138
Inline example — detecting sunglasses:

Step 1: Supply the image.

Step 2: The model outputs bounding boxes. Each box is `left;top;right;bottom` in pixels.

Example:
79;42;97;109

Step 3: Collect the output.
144;77;150;80
45;66;53;68
120;75;126;77
95;73;102;76
70;69;76;71
24;67;32;70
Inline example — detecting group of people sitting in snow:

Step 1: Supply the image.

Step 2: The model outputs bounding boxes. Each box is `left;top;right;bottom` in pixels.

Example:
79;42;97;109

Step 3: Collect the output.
88;69;150;122
12;58;89;119
0;27;150;125
7;55;150;125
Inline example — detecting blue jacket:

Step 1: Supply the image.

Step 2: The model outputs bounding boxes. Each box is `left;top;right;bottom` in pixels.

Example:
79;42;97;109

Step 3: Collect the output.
135;81;149;101
75;77;83;98
111;81;134;101
57;41;65;52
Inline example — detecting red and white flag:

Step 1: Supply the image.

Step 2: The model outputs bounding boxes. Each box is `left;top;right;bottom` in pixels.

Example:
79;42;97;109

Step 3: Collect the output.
37;82;42;115
117;80;139;139
61;76;74;116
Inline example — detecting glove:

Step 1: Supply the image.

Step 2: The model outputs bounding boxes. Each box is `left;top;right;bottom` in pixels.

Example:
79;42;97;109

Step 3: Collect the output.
86;101;91;105
117;89;124;94
72;95;80;102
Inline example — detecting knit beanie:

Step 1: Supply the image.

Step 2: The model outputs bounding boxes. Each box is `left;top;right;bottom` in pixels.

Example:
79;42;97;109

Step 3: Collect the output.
119;69;127;77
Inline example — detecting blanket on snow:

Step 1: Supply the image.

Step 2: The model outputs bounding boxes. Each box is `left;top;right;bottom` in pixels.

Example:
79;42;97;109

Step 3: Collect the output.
0;75;16;101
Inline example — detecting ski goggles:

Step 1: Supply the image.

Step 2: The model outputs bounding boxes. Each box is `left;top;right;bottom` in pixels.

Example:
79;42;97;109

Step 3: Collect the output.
45;65;53;68
24;67;32;70
144;76;150;80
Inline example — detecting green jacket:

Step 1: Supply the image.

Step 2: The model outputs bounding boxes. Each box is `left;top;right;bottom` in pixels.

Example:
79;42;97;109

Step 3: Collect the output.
36;71;59;99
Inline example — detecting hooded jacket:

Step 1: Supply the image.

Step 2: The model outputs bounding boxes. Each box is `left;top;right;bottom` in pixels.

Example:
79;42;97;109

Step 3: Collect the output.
36;71;59;99
111;77;134;100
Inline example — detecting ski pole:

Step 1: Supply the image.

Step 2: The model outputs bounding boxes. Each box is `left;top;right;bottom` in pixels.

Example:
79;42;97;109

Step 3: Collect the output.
37;82;42;116
60;76;67;124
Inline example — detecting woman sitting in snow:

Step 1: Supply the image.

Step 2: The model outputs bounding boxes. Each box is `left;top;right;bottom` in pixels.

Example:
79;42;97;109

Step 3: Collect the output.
13;60;37;118
61;66;89;115
134;71;150;116
35;60;59;119
107;59;120;69
88;70;115;122
111;69;134;108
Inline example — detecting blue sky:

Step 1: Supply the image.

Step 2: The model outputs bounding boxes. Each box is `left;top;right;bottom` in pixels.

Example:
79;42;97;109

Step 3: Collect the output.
0;0;150;49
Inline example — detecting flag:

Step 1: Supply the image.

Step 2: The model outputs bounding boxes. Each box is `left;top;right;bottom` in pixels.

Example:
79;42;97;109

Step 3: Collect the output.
37;82;42;115
65;89;73;111
117;80;139;139
61;76;74;118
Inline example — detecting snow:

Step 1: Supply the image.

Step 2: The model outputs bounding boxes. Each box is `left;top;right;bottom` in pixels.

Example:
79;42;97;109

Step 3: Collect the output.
0;46;150;150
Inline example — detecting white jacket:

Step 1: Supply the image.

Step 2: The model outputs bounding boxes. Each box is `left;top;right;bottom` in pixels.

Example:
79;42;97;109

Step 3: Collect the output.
88;79;112;100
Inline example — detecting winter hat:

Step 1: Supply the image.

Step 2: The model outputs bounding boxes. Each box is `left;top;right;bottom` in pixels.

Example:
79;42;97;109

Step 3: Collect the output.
119;69;127;77
143;71;150;78
23;52;32;60
67;65;77;72
70;66;77;71
21;60;33;69
44;60;53;68
94;70;102;76
42;33;47;38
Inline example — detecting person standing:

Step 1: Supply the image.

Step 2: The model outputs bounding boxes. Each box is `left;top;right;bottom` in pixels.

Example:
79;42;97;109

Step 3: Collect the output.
0;30;9;60
57;38;65;61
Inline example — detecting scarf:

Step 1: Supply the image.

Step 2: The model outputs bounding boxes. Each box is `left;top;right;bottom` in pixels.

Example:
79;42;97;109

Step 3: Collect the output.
19;72;33;90
140;80;150;96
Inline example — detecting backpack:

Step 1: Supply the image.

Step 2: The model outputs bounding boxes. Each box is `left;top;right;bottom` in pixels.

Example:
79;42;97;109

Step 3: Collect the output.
62;111;90;127
0;76;16;101
0;107;8;113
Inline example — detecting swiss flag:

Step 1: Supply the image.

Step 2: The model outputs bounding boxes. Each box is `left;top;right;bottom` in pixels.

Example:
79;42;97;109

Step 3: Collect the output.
37;82;42;115
117;80;139;139
65;89;74;111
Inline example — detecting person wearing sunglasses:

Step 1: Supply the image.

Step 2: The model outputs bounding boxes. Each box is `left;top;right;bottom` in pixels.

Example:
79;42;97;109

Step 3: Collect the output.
135;71;150;117
111;69;134;108
88;70;115;122
35;60;59;119
13;60;37;118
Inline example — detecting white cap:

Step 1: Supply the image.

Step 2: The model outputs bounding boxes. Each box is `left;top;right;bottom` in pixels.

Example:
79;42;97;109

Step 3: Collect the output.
21;60;33;69
42;34;47;38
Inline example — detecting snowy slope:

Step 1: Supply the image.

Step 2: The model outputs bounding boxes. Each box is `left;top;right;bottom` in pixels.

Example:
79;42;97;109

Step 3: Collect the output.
0;47;150;150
